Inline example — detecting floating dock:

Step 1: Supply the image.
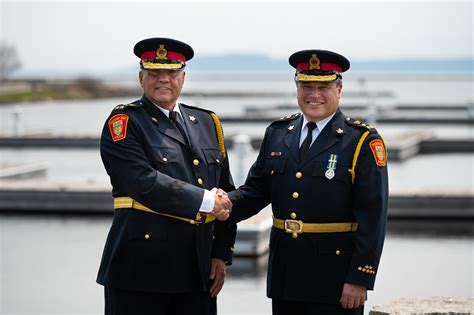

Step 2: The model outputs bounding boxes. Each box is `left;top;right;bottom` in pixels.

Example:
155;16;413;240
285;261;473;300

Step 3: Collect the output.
0;182;472;256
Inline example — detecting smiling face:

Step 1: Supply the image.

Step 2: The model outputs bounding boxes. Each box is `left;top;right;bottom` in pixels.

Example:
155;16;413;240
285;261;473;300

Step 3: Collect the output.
296;80;342;122
139;69;185;110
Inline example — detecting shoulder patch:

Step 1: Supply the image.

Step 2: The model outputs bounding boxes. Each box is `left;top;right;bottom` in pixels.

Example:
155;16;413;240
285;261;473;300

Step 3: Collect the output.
369;139;387;166
344;117;377;133
108;114;129;142
271;113;301;125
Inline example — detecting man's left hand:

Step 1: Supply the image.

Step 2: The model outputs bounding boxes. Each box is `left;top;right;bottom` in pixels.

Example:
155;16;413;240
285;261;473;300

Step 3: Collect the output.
209;258;226;297
340;283;366;309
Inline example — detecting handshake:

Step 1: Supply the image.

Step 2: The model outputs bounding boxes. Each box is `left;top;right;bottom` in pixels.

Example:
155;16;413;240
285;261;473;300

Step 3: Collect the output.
210;188;232;221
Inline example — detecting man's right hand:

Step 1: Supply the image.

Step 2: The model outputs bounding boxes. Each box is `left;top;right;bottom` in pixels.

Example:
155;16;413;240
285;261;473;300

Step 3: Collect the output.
211;188;232;221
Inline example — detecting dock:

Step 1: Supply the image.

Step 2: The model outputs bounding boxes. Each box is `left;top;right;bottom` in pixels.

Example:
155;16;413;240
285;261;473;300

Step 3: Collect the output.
0;131;472;162
0;182;472;257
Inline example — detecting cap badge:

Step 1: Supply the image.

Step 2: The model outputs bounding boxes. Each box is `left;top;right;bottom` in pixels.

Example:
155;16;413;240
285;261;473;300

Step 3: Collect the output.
309;54;321;70
156;45;167;60
325;154;338;179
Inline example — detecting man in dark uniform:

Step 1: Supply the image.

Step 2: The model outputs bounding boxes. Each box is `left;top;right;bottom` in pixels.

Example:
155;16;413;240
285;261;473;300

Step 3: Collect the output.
97;37;236;315
228;50;389;314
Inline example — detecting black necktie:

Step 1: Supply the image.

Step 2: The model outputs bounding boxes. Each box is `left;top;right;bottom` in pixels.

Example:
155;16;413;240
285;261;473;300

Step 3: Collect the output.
169;111;188;145
300;122;317;161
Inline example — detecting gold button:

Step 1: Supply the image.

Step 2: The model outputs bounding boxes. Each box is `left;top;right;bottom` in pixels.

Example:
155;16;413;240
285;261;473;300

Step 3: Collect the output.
193;159;200;166
292;192;299;199
290;212;297;219
197;178;203;185
295;172;302;179
144;234;150;239
292;232;298;238
336;250;341;255
162;157;168;162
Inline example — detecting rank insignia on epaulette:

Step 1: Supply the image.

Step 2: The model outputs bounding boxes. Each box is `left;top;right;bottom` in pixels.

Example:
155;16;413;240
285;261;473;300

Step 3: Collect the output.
108;114;129;142
369;139;386;166
336;128;344;136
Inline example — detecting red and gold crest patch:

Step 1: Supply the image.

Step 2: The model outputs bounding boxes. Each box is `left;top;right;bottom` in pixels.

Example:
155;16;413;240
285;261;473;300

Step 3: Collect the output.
369;139;386;166
108;114;129;142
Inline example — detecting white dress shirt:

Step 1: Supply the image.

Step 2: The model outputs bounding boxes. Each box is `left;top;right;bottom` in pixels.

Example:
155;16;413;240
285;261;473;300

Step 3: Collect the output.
299;112;337;147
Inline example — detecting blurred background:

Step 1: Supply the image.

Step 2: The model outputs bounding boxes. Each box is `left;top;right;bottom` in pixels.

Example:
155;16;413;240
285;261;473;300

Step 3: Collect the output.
0;0;472;314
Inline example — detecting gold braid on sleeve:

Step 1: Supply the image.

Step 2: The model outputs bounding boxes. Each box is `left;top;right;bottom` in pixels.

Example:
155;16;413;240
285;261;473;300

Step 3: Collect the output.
210;112;226;159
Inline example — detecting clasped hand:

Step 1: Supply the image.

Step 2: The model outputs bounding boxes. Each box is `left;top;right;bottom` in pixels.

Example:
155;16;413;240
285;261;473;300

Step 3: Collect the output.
210;188;232;221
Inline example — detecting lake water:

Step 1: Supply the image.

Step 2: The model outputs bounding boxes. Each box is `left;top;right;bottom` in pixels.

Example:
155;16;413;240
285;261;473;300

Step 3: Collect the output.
0;214;472;315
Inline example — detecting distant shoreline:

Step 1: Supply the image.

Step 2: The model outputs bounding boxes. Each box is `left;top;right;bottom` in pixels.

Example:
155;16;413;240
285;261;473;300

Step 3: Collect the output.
0;79;139;105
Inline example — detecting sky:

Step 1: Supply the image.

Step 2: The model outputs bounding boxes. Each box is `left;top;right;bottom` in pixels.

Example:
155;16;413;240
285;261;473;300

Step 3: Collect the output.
0;0;472;75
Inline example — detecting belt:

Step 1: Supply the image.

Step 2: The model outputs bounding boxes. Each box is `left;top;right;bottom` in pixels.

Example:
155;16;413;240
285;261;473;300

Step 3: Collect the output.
273;217;357;238
114;197;215;224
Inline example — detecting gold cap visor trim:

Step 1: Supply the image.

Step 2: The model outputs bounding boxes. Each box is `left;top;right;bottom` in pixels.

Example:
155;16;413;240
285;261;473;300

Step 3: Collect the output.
142;61;184;70
296;73;338;82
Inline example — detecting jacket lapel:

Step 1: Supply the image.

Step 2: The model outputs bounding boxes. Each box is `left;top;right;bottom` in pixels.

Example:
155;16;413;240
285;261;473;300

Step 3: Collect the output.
141;96;187;146
284;116;303;163
179;104;201;152
300;110;344;167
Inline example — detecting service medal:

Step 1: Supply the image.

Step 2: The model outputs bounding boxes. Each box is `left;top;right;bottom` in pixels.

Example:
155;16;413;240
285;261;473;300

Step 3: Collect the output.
325;168;335;179
325;154;338;180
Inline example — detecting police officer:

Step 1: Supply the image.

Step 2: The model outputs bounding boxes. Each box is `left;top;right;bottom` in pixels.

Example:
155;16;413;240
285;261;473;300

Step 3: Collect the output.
97;37;236;315
228;50;388;315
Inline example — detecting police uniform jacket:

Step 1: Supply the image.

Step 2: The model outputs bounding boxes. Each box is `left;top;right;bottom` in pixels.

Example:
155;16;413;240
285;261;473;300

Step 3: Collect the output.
228;109;388;304
97;95;236;294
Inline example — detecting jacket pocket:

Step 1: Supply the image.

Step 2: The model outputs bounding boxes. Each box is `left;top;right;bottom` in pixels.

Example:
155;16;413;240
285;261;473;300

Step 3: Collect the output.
151;147;180;172
264;156;287;175
312;162;351;183
202;148;223;186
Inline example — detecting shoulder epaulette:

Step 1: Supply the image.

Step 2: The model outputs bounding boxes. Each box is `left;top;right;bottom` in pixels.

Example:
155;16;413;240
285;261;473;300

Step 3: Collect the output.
180;103;212;113
271;113;301;125
113;100;144;111
344;117;377;133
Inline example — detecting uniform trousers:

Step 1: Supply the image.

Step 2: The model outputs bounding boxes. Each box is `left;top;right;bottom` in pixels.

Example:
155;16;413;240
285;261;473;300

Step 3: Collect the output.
272;299;364;315
105;287;216;315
